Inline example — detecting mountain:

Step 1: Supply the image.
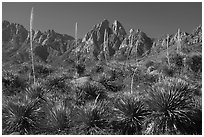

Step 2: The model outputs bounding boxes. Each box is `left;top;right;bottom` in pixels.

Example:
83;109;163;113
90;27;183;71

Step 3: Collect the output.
2;20;74;64
114;28;152;61
2;20;202;67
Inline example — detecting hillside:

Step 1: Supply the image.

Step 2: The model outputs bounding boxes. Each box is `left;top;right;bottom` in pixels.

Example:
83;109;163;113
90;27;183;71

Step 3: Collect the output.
2;20;202;135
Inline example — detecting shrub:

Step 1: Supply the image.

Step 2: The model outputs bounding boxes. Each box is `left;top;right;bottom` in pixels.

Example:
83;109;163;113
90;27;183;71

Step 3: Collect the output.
2;71;28;96
75;63;85;76
98;69;125;92
45;101;71;134
24;82;47;101
99;76;124;92
2;96;46;135
159;64;175;77
34;63;54;78
170;53;185;68
18;63;54;78
110;95;150;135
145;60;155;68
186;53;202;73
45;75;69;93
145;78;202;135
71;101;112;134
92;64;104;73
76;82;107;105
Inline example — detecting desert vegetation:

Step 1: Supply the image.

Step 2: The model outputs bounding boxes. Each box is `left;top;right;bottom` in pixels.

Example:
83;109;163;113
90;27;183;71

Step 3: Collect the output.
2;8;202;135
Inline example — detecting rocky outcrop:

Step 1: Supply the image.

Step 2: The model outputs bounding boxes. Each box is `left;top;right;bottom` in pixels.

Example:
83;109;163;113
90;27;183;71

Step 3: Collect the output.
2;20;202;66
188;25;202;44
112;20;126;37
2;20;28;43
82;19;127;60
2;20;74;63
114;28;152;60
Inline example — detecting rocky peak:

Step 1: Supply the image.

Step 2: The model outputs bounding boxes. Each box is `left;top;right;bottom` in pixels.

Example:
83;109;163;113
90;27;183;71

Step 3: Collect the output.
2;20;28;43
83;19;110;43
33;30;42;40
2;20;75;64
193;25;202;36
116;28;152;59
3;20;11;29
112;20;126;36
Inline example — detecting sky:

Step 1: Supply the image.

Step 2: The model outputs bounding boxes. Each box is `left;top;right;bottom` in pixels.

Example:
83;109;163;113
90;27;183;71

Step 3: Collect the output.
2;2;202;39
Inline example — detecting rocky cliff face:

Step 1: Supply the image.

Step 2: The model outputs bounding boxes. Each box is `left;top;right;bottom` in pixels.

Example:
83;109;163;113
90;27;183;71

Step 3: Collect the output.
3;20;28;43
114;28;153;61
2;20;202;66
2;20;74;63
81;19;127;60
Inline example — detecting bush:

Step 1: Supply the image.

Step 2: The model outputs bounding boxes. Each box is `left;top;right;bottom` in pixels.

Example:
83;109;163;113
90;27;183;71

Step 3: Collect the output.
45;75;69;93
2;71;28;96
75;63;85;76
70;101;112;134
44;101;71;134
170;53;185;68
18;63;54;78
2;96;46;135
159;64;175;77
76;82;107;105
110;95;150;135
145;60;155;68
97;68;125;92
98;75;124;92
145;78;202;135
34;63;54;78
186;53;202;73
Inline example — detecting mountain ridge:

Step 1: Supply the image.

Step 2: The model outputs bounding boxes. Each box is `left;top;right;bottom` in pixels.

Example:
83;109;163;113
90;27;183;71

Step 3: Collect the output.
2;20;202;67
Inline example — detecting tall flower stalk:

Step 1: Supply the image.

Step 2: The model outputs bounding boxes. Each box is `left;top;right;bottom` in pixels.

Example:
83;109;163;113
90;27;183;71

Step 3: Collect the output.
166;34;170;66
177;28;181;53
30;7;35;85
124;34;133;69
75;22;78;46
130;37;138;94
103;29;108;63
75;22;79;64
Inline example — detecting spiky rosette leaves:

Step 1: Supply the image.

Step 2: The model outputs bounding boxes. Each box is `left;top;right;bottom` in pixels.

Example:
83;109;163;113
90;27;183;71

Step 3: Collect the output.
2;96;46;135
45;101;71;134
111;95;150;135
75;82;107;105
145;78;201;135
71;101;112;135
24;82;47;102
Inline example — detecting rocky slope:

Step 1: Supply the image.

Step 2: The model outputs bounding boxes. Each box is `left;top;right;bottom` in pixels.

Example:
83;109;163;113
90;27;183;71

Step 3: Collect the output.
2;20;74;64
2;20;202;67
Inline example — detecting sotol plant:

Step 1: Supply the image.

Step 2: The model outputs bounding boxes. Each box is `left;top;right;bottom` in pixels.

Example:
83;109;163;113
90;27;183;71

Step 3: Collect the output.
177;28;181;54
166;34;170;66
45;101;71;134
71;101;112;135
103;29;108;63
2;95;46;135
145;78;201;135
30;7;35;85
130;45;139;93
111;95;150;135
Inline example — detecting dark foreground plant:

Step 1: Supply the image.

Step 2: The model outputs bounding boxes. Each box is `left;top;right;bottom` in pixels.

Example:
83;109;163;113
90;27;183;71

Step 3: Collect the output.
71;101;112;135
2;71;28;96
2;95;46;135
111;95;150;135
45;101;71;134
76;82;107;105
186;53;202;73
145;78;202;135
